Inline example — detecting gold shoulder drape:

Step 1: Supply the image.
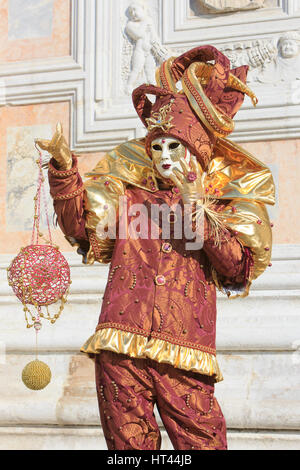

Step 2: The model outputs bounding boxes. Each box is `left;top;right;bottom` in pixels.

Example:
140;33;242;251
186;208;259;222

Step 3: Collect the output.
83;137;275;293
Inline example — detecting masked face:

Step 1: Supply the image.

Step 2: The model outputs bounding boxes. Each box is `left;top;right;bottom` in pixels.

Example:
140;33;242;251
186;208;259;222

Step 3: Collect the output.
150;137;191;179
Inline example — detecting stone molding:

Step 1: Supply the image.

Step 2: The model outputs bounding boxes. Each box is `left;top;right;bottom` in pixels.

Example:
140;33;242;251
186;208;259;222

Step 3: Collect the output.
1;1;300;148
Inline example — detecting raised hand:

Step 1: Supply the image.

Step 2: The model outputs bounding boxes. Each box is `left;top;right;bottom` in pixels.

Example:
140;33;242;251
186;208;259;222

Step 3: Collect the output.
168;155;204;204
35;122;72;170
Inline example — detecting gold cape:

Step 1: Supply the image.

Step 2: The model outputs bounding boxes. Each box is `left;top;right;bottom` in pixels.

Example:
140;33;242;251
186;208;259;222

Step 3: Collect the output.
82;137;275;297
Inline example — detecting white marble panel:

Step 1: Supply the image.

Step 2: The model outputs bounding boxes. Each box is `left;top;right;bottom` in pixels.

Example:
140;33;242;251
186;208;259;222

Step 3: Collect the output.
215;351;300;430
6;125;54;232
8;0;53;40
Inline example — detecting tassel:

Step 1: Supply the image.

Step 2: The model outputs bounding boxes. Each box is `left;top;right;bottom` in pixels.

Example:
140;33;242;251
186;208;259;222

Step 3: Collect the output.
192;197;227;248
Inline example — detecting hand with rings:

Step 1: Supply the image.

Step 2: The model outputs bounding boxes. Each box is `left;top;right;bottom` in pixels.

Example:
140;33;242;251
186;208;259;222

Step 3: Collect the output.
168;155;204;204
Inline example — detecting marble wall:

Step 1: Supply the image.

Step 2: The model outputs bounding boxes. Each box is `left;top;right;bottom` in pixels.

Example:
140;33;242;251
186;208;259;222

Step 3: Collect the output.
6;124;53;232
0;100;102;254
0;0;299;452
0;0;70;62
8;0;54;40
243;139;300;244
0;102;69;253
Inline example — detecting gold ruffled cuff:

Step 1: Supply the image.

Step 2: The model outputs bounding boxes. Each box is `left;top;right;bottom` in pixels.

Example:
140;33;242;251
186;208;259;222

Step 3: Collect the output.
80;327;223;382
143;337;223;382
80;328;149;358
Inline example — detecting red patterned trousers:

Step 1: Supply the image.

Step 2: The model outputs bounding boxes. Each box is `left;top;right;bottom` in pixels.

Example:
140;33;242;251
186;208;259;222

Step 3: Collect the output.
95;350;227;450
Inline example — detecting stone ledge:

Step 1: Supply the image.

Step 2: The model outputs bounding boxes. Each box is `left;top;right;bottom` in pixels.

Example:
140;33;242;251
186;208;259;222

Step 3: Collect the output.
0;426;299;450
1;289;299;352
0;352;299;430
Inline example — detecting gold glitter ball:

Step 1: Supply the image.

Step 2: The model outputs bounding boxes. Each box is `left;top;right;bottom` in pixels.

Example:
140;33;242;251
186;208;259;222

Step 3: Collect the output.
22;360;51;390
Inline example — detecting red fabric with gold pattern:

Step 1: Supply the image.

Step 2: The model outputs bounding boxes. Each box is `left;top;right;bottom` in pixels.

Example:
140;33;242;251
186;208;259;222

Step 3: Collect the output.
169;45;248;118
96;350;227;450
171;45;230;104
95;186;247;355
48;157;89;248
217;65;249;119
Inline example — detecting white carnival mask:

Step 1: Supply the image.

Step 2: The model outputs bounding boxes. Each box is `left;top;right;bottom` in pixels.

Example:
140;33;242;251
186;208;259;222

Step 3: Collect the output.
150;137;191;179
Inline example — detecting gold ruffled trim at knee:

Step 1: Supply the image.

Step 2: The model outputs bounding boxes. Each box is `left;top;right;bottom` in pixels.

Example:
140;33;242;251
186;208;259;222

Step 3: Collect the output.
80;327;148;358
80;327;223;382
143;337;223;382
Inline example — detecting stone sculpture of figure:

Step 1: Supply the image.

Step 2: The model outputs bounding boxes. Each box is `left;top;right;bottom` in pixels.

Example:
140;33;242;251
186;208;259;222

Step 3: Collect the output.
194;0;266;14
257;31;300;84
36;45;275;450
125;1;168;94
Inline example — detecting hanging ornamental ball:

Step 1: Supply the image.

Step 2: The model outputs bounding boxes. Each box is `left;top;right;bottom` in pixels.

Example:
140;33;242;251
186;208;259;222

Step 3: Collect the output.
22;360;52;391
7;244;71;306
7;245;71;391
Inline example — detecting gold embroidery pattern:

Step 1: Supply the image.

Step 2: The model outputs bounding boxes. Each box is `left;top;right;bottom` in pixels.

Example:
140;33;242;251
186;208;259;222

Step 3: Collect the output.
145;101;174;132
183;73;230;136
48;163;78;178
150;330;216;355
54;186;84;200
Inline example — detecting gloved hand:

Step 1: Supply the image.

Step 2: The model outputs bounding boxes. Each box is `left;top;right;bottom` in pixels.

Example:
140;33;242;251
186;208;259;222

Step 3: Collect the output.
168;155;204;204
35;122;73;170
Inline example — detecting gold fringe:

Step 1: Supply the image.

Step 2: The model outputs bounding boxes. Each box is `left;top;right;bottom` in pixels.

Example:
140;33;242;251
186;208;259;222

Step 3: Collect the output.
192;197;227;248
80;327;223;382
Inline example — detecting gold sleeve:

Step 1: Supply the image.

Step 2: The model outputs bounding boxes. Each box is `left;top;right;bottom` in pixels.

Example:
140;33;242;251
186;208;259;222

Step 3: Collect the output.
203;137;275;296
221;199;272;281
83;138;156;264
84;175;125;264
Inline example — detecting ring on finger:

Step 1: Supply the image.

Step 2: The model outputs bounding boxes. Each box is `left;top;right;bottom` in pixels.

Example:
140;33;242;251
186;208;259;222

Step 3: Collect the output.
187;171;197;182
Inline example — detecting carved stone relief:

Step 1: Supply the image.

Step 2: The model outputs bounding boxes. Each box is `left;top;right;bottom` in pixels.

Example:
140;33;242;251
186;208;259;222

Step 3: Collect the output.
192;0;268;14
256;31;300;83
219;40;277;74
220;31;300;84
122;1;172;94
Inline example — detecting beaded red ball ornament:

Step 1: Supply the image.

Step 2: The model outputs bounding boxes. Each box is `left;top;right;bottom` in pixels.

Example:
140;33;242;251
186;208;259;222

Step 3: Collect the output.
7;145;72;390
8;245;70;308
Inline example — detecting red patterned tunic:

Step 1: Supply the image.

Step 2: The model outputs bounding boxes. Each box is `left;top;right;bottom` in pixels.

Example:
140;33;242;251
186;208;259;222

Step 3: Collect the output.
49;157;249;382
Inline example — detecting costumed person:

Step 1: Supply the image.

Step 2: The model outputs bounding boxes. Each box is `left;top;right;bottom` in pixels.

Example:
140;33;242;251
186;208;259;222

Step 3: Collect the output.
36;45;275;451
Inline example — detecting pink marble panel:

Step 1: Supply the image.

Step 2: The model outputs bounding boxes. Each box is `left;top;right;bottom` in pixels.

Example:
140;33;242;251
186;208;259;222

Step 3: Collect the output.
242;139;300;245
0;0;70;63
0;102;72;254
